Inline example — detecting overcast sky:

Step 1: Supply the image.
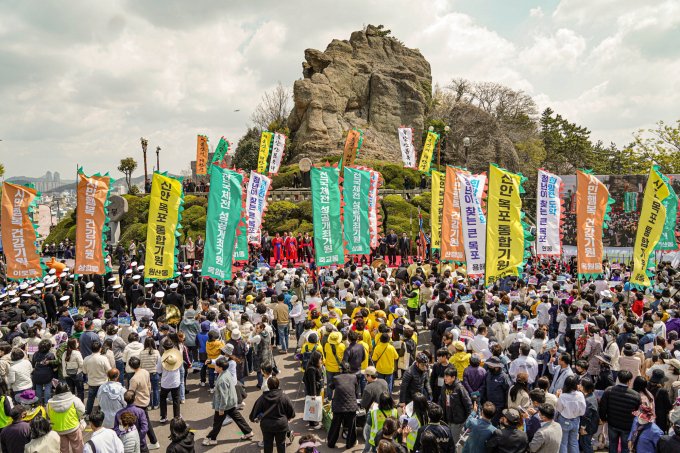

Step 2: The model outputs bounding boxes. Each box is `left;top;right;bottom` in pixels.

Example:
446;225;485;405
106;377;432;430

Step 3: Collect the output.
1;0;678;179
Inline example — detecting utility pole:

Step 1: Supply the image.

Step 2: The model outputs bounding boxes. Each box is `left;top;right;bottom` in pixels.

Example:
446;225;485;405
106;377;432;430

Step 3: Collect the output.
156;146;161;173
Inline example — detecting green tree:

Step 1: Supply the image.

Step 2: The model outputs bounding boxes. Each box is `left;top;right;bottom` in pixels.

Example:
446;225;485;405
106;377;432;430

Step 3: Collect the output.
0;162;4;178
539;108;598;174
117;157;138;193
631;118;680;174
232;127;262;171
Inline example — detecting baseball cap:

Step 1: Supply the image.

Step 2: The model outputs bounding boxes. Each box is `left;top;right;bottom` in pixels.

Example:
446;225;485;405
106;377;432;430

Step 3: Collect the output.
361;366;378;377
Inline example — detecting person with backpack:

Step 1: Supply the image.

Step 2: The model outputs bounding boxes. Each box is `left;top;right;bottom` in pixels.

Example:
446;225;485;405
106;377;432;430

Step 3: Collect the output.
344;330;368;397
323;332;345;399
302;350;324;429
299;333;322;372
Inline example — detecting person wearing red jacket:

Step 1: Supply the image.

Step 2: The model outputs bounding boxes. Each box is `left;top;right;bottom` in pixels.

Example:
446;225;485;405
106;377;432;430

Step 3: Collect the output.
631;293;645;317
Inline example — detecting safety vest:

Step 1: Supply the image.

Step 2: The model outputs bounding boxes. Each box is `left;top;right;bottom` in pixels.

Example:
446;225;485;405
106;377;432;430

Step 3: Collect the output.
0;397;10;428
369;408;398;445
405;416;422;450
407;289;420;309
48;403;80;432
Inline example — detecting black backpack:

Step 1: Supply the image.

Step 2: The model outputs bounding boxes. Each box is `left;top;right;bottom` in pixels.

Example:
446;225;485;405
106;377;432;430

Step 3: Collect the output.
301;344;318;370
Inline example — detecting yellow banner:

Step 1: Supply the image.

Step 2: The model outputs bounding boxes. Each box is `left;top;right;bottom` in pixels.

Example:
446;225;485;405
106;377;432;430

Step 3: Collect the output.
418;131;438;174
145;172;183;280
631;168;670;287
485;165;524;285
430;170;445;249
257;131;273;174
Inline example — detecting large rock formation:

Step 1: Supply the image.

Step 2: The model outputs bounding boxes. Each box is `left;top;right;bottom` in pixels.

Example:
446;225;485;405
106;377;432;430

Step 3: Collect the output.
287;25;432;161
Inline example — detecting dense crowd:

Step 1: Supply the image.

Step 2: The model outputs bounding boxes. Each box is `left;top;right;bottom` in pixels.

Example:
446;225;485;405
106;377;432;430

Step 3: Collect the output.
1;252;680;453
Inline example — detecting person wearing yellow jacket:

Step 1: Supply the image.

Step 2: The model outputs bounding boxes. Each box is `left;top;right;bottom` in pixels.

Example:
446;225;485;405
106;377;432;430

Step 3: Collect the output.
371;333;399;392
449;341;471;380
205;331;224;393
47;382;86;453
323;331;345;399
300;333;324;372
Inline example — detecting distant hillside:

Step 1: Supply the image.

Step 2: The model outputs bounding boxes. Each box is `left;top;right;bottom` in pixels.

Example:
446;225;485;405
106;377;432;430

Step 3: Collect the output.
42;173;181;193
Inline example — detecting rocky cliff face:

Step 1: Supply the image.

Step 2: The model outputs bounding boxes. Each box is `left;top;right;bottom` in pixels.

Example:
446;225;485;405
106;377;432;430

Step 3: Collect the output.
287;25;432;162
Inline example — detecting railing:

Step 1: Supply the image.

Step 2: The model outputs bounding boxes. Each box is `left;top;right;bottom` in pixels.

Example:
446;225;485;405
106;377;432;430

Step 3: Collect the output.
133;188;430;203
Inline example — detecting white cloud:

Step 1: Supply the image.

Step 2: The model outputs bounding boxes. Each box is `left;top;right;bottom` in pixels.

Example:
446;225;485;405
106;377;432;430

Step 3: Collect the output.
529;6;544;18
519;29;587;73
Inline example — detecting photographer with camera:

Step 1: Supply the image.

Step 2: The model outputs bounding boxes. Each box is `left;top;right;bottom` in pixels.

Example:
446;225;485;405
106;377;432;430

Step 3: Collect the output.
249;375;296;453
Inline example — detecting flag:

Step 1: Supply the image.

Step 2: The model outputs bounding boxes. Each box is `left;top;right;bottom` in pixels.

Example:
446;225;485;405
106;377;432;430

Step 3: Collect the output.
144;172;184;280
654;167;679;251
196;135;209;177
457;172;487;276
576;170;611;279
417;131;439;174
419;213;429;260
343;167;371;255
535;169;563;256
430;170;445;249
1;182;43;280
311;164;345;266
398;127;417;169
257;131;273;174
245;171;271;245
341;129;363;171
268;132;287;175
441;166;467;263
368;170;381;248
75;168;113;275
207;138;229;176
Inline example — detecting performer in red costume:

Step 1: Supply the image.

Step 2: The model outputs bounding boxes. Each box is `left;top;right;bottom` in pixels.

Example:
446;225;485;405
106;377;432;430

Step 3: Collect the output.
286;231;298;263
282;232;290;261
272;233;284;263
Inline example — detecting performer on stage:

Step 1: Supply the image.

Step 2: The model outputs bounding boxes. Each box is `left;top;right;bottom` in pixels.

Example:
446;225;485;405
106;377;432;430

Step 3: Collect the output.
261;231;272;263
272;232;284;263
386;229;398;265
399;232;411;265
286;231;298;263
302;232;313;262
282;232;290;260
297;232;304;261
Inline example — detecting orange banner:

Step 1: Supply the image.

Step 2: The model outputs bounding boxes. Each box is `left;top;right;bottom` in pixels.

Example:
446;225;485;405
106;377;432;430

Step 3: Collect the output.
196;135;209;177
440;166;468;262
75;172;110;274
1;182;42;280
576;170;609;276
342;129;361;169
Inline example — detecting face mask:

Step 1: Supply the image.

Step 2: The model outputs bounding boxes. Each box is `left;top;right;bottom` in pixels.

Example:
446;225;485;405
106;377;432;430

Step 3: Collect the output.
605;335;612;343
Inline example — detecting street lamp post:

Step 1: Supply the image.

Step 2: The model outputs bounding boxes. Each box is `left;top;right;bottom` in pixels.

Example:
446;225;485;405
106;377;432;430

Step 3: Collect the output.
141;137;148;187
463;137;471;169
430;125;450;172
156;146;161;172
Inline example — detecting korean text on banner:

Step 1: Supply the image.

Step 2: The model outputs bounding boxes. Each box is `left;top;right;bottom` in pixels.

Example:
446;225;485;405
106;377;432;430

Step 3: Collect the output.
440;166;466;262
536;169;562;256
631;168;670;287
368;170;380;247
342;130;361;170
576;170;610;278
343;167;371;255
234;208;249;263
430;170;445;250
257;131;273;174
208;138;229;176
311;166;344;266
418;131;439;174
398;127;417;168
268;133;287;175
457;172;487;276
144;172;183;280
196;135;209;177
1;182;42;280
486;165;525;286
75;171;110;274
654;168;679;252
245;171;271;245
203;167;243;281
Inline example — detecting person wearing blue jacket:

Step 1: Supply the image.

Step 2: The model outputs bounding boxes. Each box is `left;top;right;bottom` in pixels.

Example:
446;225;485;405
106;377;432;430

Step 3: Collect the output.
58;307;75;337
412;403;455;453
197;321;210;386
480;356;512;427
628;404;664;453
462;401;497;453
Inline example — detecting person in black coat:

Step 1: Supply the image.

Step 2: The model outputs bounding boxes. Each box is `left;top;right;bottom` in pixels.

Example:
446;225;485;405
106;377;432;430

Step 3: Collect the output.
484;408;528;453
399;354;433;407
598;370;642;449
301;351;324;428
648;369;673;433
657;423;680;453
430;348;456;404
249;377;296;453
437;367;473;442
579;378;599;453
327;362;359;449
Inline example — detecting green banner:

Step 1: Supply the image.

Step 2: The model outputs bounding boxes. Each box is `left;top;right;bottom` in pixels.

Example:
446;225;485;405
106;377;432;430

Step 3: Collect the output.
311;166;345;266
203;166;243;281
207;138;229;176
234;208;249;262
343;167;371;255
624;192;638;213
654;167;679;251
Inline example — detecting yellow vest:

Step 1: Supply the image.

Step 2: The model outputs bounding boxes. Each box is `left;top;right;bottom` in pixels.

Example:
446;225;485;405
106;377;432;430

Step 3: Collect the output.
0;397;10;428
48;403;80;432
369;408;398;445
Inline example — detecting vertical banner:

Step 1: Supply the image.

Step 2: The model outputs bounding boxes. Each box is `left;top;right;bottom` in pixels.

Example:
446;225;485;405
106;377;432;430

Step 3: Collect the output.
341;129;362;170
234;208;249;263
203;167;244;281
257;131;273;174
398;127;417;169
654;168;679;251
343;167;371;255
430;170;445;250
268;132;287;175
457;172;487;276
196;135;209;177
576;170;610;279
485;165;526;286
1;182;43;280
208;138;229;176
570;193;577;214
144;172;184;280
418;131;439;174
536;169;562;256
245;171;271;245
631;168;670;287
368;170;380;248
75;169;112;274
440;166;466;262
311;165;345;266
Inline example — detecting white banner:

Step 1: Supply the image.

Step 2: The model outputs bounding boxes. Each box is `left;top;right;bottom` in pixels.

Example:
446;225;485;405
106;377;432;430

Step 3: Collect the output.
245;170;271;244
368;170;380;247
457;173;487;276
536;169;562;256
268;133;286;175
398;127;417;169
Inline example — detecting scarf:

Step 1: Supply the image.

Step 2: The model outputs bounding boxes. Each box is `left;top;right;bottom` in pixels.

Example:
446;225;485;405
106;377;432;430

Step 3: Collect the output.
629;419;650;452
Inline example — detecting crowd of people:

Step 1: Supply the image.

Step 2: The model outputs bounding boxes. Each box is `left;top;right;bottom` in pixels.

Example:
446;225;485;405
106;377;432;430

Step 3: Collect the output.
2;247;680;453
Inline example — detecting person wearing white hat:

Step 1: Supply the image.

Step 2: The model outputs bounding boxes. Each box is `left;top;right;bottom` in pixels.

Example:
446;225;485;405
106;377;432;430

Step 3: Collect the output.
82;282;104;312
151;292;166;321
127;276;144;314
